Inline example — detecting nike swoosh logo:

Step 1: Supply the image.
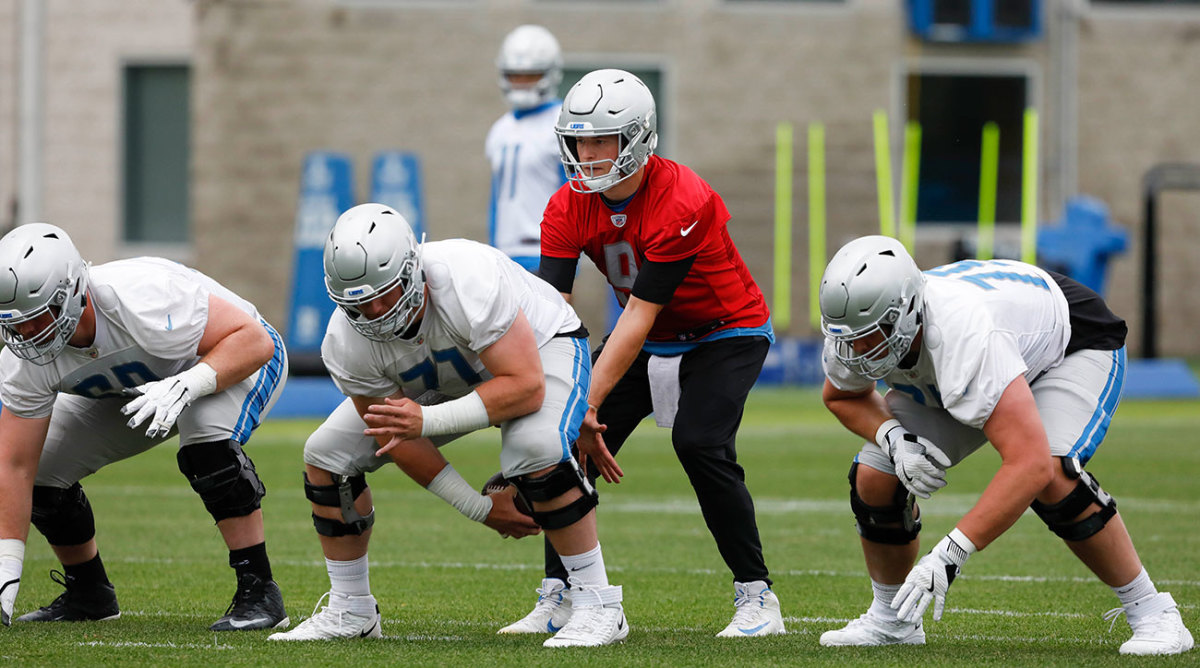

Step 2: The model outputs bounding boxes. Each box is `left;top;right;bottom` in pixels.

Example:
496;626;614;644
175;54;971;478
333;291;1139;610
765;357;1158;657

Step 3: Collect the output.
567;561;596;572
680;221;699;236
738;622;769;635
617;618;625;631
360;619;379;637
926;580;936;593
165;315;174;331
227;616;270;629
546;620;563;633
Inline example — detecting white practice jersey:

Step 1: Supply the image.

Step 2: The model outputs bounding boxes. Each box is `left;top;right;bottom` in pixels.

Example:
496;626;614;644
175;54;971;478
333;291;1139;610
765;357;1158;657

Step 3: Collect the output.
485;100;565;259
824;259;1071;429
321;239;582;400
0;257;262;419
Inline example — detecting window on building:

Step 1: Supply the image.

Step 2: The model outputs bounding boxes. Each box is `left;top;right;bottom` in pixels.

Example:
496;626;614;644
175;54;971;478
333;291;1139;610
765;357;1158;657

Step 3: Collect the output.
905;70;1029;223
123;64;190;243
559;66;667;158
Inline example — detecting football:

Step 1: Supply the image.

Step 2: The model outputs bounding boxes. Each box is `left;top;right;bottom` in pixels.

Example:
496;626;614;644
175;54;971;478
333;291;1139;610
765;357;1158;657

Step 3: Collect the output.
480;471;532;515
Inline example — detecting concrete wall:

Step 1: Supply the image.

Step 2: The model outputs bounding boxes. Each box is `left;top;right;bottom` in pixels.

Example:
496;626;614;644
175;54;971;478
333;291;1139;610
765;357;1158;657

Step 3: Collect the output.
3;0;1199;354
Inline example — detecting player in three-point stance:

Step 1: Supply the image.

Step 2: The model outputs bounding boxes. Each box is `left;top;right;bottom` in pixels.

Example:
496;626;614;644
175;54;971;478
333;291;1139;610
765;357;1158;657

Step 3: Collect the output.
270;203;627;647
817;235;1193;656
517;68;785;639
0;223;289;631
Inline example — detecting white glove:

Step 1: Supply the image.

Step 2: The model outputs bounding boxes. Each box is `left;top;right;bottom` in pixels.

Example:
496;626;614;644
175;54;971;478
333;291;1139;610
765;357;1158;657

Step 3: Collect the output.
877;419;952;499
0;539;25;627
121;363;218;439
893;528;976;623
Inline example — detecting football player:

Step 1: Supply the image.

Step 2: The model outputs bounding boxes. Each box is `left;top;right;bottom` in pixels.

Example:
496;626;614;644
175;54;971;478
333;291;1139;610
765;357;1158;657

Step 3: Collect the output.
485;24;567;272
516;68;785;639
0;223;288;631
817;235;1193;656
269;203;627;647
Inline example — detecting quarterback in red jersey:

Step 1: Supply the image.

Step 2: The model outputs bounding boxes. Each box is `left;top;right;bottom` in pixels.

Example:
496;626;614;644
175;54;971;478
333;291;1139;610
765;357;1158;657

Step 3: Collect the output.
497;69;784;639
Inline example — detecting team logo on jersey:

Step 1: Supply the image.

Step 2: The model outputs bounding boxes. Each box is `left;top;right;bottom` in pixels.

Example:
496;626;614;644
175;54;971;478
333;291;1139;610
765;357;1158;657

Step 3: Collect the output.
610;214;627;228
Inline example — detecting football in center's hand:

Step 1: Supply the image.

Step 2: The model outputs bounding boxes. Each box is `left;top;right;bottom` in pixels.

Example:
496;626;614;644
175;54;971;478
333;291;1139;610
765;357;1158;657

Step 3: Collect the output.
480;471;532;515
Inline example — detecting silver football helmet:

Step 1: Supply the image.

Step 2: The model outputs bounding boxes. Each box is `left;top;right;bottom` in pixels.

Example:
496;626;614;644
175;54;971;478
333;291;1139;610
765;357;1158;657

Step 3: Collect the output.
323;203;424;342
496;24;563;110
0;223;90;365
819;236;925;380
555;68;657;193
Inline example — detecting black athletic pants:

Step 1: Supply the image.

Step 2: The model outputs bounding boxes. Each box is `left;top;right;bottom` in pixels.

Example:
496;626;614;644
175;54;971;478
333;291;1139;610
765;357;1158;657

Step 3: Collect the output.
543;335;772;585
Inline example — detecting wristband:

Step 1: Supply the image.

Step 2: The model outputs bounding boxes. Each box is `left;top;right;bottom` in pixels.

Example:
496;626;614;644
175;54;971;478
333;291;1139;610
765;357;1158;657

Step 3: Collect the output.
875;418;904;450
941;528;978;566
420;391;491;437
426;464;493;523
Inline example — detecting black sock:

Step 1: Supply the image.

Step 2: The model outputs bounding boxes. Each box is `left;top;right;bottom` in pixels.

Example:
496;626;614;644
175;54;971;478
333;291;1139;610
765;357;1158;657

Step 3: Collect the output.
229;542;272;581
64;553;111;586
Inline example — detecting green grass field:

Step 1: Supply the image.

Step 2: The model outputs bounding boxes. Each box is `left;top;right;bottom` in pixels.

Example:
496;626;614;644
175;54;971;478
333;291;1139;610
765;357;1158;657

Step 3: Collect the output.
2;387;1197;666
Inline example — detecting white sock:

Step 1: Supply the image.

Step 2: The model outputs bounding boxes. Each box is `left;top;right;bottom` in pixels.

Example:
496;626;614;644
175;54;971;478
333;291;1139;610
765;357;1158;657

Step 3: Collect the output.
328;555;372;606
559;544;608;588
868;580;902;620
1114;567;1158;612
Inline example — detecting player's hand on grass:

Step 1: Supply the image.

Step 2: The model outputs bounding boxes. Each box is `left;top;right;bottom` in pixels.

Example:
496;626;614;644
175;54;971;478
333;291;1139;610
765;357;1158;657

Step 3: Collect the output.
893;529;975;623
0;539;24;627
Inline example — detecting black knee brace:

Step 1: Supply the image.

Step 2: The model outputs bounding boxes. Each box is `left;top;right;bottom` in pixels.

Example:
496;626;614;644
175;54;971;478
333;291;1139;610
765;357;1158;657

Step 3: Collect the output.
30;483;97;546
304;472;374;537
1031;457;1117;541
848;461;921;545
511;459;599;531
177;440;266;522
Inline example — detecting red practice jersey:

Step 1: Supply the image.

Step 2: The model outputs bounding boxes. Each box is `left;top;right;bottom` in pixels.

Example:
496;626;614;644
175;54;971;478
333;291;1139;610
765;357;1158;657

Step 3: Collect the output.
541;155;769;342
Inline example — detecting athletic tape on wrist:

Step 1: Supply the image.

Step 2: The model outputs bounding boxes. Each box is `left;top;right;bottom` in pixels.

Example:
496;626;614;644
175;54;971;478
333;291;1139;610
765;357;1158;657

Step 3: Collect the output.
420;391;491;437
0;538;24;561
875;418;904;450
427;464;493;523
184;362;218;397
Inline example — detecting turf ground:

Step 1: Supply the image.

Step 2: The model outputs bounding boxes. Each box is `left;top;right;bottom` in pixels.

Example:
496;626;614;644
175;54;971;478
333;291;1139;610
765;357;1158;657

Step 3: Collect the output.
2;387;1197;666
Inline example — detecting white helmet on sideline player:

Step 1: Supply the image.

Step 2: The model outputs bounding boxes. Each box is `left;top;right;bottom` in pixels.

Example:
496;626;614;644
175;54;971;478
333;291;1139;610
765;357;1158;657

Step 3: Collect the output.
323;203;424;342
0;223;90;365
819;235;925;380
496;25;563;111
555;68;658;193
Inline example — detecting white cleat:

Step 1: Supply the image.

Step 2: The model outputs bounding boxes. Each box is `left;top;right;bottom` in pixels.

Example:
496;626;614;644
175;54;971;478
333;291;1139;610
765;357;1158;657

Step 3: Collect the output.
543;584;628;648
1107;592;1195;656
819;611;925;646
716;581;786;638
498;578;573;634
268;593;382;641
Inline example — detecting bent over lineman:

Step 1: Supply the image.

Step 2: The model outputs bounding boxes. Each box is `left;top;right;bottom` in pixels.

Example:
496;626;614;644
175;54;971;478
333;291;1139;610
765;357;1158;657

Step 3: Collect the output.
817;236;1193;656
0;223;289;631
269;203;627;647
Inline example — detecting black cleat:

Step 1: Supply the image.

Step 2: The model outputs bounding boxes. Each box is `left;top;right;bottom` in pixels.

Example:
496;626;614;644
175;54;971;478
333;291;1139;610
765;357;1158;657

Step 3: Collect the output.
17;570;120;622
209;572;289;631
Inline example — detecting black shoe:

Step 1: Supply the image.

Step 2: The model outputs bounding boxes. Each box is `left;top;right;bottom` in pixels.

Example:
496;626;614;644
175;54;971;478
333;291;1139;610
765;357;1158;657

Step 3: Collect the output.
209;572;289;631
16;570;120;622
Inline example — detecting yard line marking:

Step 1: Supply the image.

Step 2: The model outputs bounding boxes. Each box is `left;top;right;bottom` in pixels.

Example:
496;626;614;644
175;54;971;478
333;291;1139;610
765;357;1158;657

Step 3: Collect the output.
77;641;236;650
99;556;1200;589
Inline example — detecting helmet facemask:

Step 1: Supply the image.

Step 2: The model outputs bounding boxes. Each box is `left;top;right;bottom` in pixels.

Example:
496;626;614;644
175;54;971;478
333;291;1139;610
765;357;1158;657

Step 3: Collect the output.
496;25;562;111
819;236;925;380
324;204;426;343
555;69;658;194
0;223;90;366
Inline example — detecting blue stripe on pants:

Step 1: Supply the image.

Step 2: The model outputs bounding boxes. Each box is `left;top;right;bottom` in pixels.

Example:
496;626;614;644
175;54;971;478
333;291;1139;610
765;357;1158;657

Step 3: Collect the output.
1069;347;1126;465
232;321;286;444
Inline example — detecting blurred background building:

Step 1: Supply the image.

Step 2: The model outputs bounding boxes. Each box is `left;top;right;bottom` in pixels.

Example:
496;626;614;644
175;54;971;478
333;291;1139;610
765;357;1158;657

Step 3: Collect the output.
2;0;1198;356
